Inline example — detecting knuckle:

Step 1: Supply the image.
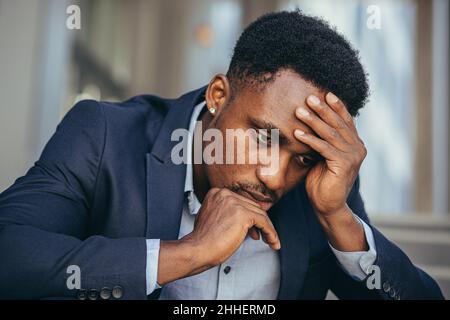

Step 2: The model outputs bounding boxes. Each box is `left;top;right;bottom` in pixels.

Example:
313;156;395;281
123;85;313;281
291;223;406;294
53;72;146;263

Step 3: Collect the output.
205;188;219;200
209;187;221;195
217;188;231;198
315;103;325;113
351;154;362;166
218;188;230;195
335;120;347;131
321;141;332;152
359;138;367;148
345;115;354;124
360;146;368;159
226;194;238;205
342;157;354;168
208;187;218;195
259;209;269;217
231;208;243;221
235;204;247;215
328;128;339;139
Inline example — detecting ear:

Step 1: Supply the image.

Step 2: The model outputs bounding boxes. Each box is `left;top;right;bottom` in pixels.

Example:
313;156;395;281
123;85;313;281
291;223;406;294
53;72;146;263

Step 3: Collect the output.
205;74;231;117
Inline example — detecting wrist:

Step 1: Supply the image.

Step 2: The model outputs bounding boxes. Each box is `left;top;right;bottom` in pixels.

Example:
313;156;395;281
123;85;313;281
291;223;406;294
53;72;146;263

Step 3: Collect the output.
316;205;368;252
316;204;354;231
157;237;210;286
178;235;213;271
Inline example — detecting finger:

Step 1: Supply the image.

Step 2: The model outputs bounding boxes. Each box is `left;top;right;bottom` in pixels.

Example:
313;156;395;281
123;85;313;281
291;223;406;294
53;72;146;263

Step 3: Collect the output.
306;95;357;144
234;199;272;244
236;201;269;221
325;92;357;133
214;188;262;210
231;197;273;236
248;227;260;240
294;129;341;161
240;201;268;217
206;187;222;199
219;189;271;241
241;205;271;244
228;190;263;209
248;211;281;250
295;105;348;151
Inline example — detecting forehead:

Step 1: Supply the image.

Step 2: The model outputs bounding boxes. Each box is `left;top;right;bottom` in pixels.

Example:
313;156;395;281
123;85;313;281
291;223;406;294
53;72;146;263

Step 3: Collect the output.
234;69;326;141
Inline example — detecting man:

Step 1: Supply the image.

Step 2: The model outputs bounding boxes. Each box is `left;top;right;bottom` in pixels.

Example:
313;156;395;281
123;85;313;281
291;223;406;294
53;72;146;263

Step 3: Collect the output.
0;10;443;300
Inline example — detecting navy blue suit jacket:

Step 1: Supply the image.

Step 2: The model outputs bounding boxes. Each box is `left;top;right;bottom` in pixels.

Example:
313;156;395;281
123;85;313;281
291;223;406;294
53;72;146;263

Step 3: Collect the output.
0;86;444;299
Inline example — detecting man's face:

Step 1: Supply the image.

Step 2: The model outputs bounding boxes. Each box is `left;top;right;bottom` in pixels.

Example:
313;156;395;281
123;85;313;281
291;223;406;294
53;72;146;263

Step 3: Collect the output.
203;69;325;210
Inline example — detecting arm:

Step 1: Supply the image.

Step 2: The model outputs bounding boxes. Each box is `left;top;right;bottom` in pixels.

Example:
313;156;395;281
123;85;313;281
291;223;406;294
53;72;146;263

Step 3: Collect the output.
0;101;147;299
294;92;443;300
0;100;280;299
330;176;444;300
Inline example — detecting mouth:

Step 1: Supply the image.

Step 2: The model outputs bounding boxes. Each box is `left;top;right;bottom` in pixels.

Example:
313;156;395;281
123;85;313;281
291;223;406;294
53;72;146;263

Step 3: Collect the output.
241;190;275;211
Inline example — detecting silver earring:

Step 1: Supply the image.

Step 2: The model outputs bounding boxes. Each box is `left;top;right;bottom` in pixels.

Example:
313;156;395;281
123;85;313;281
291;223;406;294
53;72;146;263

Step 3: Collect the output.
209;107;216;115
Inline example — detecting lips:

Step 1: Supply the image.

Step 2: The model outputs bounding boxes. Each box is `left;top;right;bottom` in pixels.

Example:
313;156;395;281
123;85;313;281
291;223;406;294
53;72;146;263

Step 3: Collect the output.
241;190;275;210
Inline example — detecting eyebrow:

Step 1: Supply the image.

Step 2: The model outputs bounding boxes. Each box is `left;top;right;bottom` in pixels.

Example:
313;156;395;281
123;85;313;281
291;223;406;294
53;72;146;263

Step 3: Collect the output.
248;117;291;145
248;116;322;160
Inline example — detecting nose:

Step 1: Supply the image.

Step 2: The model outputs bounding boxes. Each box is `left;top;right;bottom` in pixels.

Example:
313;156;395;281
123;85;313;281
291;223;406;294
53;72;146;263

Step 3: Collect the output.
256;151;289;194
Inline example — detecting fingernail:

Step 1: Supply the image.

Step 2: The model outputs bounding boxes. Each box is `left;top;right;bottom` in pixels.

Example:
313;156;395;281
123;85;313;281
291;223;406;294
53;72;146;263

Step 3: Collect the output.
327;92;339;104
296;108;310;117
294;129;305;138
307;95;321;106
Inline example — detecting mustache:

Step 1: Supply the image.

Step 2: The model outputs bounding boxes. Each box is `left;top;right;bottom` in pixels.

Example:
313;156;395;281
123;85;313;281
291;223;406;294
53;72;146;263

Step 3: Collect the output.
227;182;278;203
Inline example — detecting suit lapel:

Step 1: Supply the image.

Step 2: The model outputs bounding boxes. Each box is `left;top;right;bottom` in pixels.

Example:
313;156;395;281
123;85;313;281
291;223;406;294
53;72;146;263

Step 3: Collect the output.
145;86;207;240
271;185;310;299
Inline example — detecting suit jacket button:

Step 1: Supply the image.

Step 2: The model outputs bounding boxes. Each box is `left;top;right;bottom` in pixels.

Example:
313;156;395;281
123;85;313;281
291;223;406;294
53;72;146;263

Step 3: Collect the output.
382;281;390;293
389;287;396;299
112;286;124;299
100;287;112;300
88;289;99;300
77;289;87;300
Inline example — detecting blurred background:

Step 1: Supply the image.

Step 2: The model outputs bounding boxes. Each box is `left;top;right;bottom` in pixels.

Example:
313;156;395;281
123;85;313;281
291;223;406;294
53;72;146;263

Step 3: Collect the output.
0;0;449;298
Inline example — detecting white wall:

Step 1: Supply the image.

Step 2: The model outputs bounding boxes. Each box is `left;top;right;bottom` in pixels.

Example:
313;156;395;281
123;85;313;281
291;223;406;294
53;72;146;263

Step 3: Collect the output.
0;0;72;192
0;0;42;191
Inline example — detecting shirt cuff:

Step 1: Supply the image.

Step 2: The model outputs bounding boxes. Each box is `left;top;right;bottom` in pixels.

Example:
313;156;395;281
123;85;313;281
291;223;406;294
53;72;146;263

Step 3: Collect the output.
328;214;377;281
146;239;162;295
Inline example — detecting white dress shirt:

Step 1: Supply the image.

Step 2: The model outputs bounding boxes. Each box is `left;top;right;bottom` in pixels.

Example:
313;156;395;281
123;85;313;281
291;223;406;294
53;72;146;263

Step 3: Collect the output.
145;101;377;298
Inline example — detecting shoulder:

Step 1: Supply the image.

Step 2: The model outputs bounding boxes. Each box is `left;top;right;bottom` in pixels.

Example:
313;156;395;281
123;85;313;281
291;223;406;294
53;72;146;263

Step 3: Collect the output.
68;93;172;122
63;94;172;139
98;94;171;124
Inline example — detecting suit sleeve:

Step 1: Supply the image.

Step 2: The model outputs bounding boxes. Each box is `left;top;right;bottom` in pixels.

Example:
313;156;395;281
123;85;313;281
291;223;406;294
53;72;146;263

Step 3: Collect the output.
0;100;148;299
329;176;444;300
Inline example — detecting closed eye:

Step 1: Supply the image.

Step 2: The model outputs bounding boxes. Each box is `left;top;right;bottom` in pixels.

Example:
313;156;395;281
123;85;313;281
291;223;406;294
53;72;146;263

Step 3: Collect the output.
256;130;271;145
295;154;320;167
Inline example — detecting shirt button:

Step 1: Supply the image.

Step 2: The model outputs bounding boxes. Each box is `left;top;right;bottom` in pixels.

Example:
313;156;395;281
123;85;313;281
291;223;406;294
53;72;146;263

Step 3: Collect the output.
389;287;397;299
382;281;390;293
224;266;231;274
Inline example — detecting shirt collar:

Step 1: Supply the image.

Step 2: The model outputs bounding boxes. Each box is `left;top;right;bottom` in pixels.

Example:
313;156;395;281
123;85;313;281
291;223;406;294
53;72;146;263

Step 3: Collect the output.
184;101;206;215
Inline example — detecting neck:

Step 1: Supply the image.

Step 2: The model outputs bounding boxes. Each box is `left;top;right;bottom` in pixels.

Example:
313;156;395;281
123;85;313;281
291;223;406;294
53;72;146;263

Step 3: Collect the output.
192;109;213;203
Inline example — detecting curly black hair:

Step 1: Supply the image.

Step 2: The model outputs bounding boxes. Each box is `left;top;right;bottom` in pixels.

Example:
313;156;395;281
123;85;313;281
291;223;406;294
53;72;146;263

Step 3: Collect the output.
227;10;369;116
